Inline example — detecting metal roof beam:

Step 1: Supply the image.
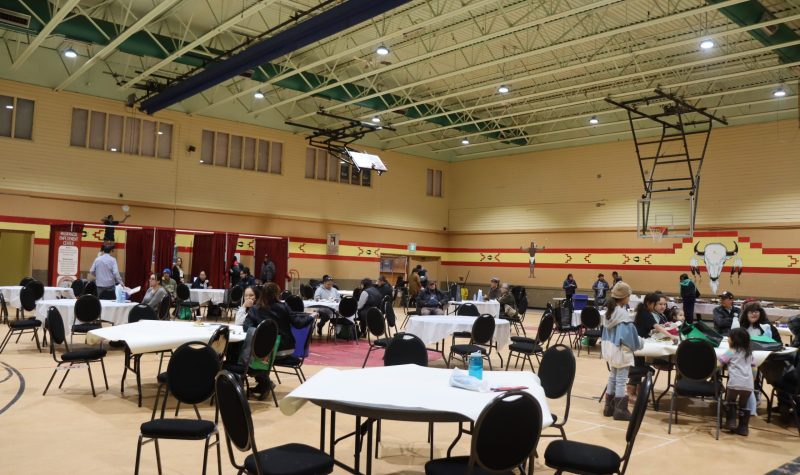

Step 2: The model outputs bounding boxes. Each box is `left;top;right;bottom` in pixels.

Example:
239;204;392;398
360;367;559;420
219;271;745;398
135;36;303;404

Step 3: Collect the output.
12;0;82;70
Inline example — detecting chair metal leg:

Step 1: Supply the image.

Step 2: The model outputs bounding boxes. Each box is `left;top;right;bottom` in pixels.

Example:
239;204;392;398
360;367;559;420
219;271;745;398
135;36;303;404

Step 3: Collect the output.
59;367;71;388
151;384;163;420
0;329;13;353
43;367;59;395
715;395;721;440
668;392;676;434
216;432;222;475
362;347;373;368
100;358;109;390
154;438;163;474
134;435;143;475
87;361;97;397
202;435;210;475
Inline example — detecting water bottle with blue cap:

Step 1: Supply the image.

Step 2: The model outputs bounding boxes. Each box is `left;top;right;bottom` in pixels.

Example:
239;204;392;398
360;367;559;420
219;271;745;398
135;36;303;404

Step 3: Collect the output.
468;351;483;380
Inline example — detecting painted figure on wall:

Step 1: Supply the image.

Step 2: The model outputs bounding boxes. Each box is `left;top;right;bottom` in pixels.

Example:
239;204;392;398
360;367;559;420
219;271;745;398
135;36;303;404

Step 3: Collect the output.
692;241;742;294
521;241;545;278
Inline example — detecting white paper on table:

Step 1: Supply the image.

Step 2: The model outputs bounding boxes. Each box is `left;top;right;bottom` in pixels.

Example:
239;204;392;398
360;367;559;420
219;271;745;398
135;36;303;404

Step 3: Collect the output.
123;286;141;296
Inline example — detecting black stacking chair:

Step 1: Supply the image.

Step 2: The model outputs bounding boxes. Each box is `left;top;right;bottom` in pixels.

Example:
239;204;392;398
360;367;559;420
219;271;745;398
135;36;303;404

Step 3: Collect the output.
0;287;42;353
455;302;480;316
329;296;358;344
272;320;314;384
651;355;675;411
362;307;391;367
279;290;292;301
299;284;315;300
511;304;554;345
98;288;116;300
71;294;103;343
176;284;200;318
577;306;602;357
0;293;8;325
135;342;221;475
26;280;45;300
668;338;722;439
218;286;243;321
553;300;580;347
158;295;171;320
384;333;429;367
224;320;281;406
285;295;304;312
425;390;542;475
71;279;86;298
401;294;421;329
128;304;158;323
448;314;496;370
538;344;576;441
507;312;555;372
764;354;800;436
545;374;652;475
84;281;97;297
506;295;528;337
215;370;334;475
382;296;397;336
19;276;35;287
43;306;108;397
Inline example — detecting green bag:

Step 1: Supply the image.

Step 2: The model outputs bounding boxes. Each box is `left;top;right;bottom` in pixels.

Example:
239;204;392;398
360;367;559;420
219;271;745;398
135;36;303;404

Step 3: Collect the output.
178;306;194;320
750;334;783;351
249;335;281;371
679;321;722;348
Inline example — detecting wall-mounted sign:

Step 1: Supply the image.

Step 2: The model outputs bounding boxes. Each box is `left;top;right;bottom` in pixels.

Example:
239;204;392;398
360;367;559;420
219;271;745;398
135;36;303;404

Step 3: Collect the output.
54;231;81;286
327;233;339;255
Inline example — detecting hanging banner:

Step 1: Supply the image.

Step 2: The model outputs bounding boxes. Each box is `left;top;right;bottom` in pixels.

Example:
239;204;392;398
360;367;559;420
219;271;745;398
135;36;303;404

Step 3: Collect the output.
52;230;81;286
327;233;339;255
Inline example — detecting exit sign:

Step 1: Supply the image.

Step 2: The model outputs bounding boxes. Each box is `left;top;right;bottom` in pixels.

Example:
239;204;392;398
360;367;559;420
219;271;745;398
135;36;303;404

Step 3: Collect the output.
408;242;417;252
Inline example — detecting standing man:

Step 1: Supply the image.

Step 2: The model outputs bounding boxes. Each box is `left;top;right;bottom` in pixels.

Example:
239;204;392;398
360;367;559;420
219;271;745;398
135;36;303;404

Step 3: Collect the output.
356;278;383;336
486;277;501;300
418;281;447;315
679;273;698;324
562;273;578;300
592;273;610;306
260;254;276;284
611;271;623;284
89;245;124;296
713;291;740;336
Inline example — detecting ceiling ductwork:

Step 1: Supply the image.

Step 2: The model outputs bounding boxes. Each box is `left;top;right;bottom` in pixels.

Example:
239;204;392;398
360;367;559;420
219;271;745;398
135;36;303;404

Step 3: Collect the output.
707;0;800;63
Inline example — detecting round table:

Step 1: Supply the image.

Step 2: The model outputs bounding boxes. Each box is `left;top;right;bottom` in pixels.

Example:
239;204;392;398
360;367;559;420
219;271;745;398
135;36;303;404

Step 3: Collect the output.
406;315;511;348
303;300;340;311
1;286;75;308
446;300;500;317
34;299;138;329
635;338;797;367
189;288;226;304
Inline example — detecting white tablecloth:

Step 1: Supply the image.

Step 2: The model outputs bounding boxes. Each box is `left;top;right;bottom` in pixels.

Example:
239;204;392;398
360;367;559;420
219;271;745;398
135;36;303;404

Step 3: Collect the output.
1;286;75;308
635;338;797;367
189;288;226;304
337;290;354;297
447;300;501;317
303;300;340;311
406;315;511;348
87;320;245;354
281;364;552;426
694;303;798;322
34;299;138;329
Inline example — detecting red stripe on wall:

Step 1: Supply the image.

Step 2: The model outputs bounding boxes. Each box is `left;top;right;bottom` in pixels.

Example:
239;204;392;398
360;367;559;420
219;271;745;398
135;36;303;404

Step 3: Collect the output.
761;247;800;254
694;231;739;237
289;236;327;244
441;261;800;275
289;253;380;263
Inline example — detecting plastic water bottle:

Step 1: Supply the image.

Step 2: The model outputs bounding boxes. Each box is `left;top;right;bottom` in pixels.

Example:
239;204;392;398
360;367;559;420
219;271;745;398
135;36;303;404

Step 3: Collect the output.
115;285;124;303
477;289;483;301
468;351;483;380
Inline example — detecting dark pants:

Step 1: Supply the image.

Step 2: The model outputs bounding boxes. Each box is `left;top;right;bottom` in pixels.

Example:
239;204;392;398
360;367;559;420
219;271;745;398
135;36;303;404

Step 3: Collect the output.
683;299;696;324
316;308;334;332
727;389;751;410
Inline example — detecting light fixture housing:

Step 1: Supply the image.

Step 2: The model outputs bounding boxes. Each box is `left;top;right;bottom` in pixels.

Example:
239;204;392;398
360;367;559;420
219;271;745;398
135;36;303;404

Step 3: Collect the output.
64;47;78;58
772;86;787;98
461;138;470;145
699;39;715;50
253;91;265;99
589;115;599;125
371;116;381;123
375;44;390;56
4;105;13;110
110;147;118;152
497;85;510;94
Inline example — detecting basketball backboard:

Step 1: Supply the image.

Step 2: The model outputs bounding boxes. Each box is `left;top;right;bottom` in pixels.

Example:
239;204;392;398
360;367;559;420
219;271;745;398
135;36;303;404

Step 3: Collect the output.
637;195;694;239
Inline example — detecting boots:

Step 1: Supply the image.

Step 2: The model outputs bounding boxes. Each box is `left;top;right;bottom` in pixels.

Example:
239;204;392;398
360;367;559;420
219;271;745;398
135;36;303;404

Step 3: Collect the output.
725;403;738;431
735;410;749;436
603;394;615;417
626;383;638;405
613;397;631;421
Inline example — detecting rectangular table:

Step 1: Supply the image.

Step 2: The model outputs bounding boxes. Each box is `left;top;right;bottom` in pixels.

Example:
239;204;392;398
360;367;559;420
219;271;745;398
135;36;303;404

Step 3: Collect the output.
189;288;226;304
446;300;500;317
282;364;551;474
1;286;75;308
35;298;137;328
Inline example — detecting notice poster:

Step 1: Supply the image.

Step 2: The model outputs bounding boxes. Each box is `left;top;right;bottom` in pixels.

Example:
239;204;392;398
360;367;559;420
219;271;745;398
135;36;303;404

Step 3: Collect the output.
53;230;81;286
326;233;339;255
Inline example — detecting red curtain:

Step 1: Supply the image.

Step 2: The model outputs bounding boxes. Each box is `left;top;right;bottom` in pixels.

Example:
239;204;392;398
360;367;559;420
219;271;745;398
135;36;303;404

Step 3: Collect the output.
191;233;237;289
190;234;212;287
254;238;289;289
47;223;84;286
223;233;239;288
153;229;175;276
124;229;155;302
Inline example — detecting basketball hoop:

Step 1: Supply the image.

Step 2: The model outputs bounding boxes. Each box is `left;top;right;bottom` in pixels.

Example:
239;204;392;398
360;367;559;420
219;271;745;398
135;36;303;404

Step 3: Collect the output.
648;226;668;243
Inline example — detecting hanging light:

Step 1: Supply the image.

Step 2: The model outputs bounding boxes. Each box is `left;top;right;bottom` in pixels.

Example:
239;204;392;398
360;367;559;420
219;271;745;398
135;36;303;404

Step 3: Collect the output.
497;85;510;94
375;44;390;56
371;116;381;123
461;138;470;145
699;39;715;50
4;105;12;110
772;85;787;98
63;47;78;58
253;91;265;99
589;115;599;125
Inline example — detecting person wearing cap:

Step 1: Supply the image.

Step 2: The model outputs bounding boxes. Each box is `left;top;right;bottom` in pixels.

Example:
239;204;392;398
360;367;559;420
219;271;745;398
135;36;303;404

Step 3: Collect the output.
497;283;517;318
313;276;341;336
713;291;741;336
486;277;501;301
89;244;124;296
357;278;384;335
160;268;177;298
376;275;394;301
418;280;447;315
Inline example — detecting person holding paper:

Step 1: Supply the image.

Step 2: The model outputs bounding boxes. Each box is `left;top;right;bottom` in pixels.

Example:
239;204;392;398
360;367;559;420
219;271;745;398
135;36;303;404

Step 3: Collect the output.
89;245;124;296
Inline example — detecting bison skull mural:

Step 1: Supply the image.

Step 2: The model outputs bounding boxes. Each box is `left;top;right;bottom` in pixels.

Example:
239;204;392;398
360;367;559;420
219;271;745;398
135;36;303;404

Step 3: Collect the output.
692;242;741;294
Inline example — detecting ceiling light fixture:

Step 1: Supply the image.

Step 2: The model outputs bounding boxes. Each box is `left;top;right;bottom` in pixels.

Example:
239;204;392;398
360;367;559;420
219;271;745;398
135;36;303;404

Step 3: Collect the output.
699;39;715;50
253;91;265;99
157;130;164;135
4;105;12;110
589;115;599;125
110;147;118;152
375;44;390;56
772;86;787;98
497;85;510;94
371;116;381;123
461;138;470;145
64;47;78;58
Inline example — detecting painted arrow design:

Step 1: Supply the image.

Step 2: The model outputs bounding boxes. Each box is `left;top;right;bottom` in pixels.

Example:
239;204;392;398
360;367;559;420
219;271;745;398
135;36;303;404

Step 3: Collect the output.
564;254;572;264
480;253;486;261
298;243;306;253
583;254;592;264
643;254;653;264
789;255;799;268
622;254;630;264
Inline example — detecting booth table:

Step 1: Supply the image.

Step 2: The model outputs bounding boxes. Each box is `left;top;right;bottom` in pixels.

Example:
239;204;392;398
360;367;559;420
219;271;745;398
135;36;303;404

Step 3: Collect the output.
282;364;551;475
406;315;511;348
1;286;74;308
446;299;500;317
35;298;137;328
87;320;245;406
189;288;226;304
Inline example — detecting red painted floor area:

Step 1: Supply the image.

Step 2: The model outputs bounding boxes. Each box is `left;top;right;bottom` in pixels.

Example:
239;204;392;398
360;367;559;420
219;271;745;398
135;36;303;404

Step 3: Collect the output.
303;335;444;368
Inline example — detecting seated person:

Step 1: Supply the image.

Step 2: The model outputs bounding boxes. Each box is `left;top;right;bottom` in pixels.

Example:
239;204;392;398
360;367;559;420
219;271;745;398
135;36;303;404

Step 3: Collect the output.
191;270;212;289
713;291;741;336
160;268;177;298
357;278;383;335
376;275;394;301
497;283;517;319
418;281;447;316
665;306;685;323
238;268;256;289
486;277;501;301
234;286;257;326
313;276;340;335
141;273;168;313
732;301;778;341
634;293;678;341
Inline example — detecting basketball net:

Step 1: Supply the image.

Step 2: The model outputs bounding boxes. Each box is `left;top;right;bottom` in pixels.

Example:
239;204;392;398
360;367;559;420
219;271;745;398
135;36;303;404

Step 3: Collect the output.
648;226;668;243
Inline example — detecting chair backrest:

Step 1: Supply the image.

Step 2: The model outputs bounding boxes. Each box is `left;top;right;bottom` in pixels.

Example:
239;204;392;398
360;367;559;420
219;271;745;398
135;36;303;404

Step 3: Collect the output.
365;307;387;338
208;325;230;357
538;344;576;399
26;280;45;301
620;374;653;473
19;277;35;287
19;287;37;312
580;306;601;329
71;279;85;297
228;286;244;305
158;295;171;319
74;294;102;323
536;312;555;345
166;341;220;405
676;338;717;380
0;293;7;319
251;319;279;360
471;314;496;345
299;284;315;300
518;295;528;317
176;283;190;300
128;304;157;323
383;299;397;328
457;303;481;316
279;290;293;301
98;288;116;300
290;323;314;359
338;296;357;318
46;306;68;349
384;333;428;366
84;281;97;296
285;295;304;312
471;390;542;472
215;371;258;457
352;287;362;303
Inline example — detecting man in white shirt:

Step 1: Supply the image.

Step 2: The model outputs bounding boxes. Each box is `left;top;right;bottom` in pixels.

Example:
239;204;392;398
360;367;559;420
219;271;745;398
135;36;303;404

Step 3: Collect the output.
89;245;123;296
313;276;341;335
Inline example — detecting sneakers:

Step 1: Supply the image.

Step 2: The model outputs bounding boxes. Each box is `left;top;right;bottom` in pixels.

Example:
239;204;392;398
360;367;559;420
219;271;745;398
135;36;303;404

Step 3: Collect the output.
603;394;615;417
613;397;632;421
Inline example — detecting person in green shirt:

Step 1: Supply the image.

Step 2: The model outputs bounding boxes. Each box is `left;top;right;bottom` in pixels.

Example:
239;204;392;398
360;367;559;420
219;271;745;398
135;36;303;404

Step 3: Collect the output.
160;268;177;298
